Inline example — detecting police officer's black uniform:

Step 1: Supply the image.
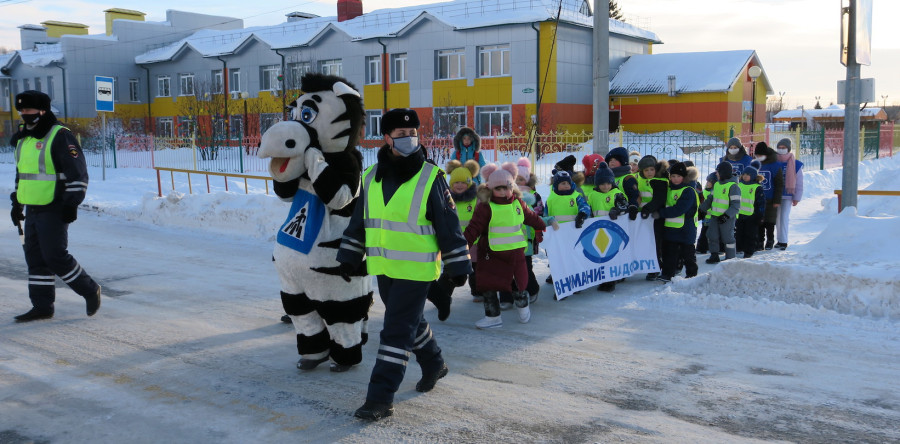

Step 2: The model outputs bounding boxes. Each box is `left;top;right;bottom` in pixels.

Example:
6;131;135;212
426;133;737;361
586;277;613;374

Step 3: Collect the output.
9;90;101;322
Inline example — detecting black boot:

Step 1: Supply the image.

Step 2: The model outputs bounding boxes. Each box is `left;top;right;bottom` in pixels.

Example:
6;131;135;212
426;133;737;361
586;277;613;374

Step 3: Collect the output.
416;363;449;392
596;281;616;292
296;356;329;370
354;401;394;421
14;307;54;323
280;314;292;323
705;253;720;264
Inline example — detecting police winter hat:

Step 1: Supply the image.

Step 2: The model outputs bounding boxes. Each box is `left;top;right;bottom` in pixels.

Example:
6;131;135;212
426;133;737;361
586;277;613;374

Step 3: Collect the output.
605;147;629;167
15;90;51;111
726;137;743;149
716;161;733;180
637;155;658;172
669;162;688;178
380;108;420;135
777;138;792;151
593;161;616;186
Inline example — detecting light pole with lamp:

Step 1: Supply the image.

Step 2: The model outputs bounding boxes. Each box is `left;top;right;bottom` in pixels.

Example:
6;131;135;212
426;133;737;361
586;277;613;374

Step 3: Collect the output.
881;95;888;108
748;66;762;135
778;91;786;113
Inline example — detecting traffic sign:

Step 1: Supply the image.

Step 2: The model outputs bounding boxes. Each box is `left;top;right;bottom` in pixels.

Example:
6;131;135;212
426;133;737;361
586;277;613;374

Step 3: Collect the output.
95;76;114;112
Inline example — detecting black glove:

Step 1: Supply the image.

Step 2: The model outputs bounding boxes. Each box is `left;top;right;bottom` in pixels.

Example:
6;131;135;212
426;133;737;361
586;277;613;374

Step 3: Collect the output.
717;214;729;224
608;207;620;220
61;205;78;224
628;205;639;220
338;262;355;283
574;212;587;229
641;208;652;219
450;274;467;287
10;192;24;227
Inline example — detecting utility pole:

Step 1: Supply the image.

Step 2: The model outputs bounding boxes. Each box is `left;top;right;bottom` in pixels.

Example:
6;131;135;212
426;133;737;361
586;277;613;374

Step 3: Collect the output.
841;0;865;211
592;0;610;155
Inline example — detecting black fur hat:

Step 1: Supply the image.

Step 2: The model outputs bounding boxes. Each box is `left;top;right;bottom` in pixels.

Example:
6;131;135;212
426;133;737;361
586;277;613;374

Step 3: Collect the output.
15;90;51;111
381;108;420;135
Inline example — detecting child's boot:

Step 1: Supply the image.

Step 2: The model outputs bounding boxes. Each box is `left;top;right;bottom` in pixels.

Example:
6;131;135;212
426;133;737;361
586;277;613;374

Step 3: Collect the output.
476;292;502;329
513;291;531;323
705;253;720;264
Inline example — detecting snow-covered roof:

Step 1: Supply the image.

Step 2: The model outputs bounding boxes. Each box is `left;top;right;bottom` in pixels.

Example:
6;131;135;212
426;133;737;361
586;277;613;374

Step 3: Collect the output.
774;105;885;120
610;50;770;95
135;0;660;64
0;53;13;77
17;43;64;67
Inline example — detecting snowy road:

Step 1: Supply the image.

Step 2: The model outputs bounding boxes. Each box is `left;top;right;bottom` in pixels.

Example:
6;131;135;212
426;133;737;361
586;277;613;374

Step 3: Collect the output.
1;211;898;443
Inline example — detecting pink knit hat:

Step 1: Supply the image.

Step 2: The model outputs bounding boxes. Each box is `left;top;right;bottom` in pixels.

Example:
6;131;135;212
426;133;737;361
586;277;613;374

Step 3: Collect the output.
516;157;531;182
484;162;518;189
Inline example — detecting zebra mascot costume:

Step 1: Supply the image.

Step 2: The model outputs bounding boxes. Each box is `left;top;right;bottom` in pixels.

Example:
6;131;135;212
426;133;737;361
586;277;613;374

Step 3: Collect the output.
258;73;373;372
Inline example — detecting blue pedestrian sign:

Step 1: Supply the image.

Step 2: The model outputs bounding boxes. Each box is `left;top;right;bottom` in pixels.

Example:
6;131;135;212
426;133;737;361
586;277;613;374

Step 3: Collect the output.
95;76;114;112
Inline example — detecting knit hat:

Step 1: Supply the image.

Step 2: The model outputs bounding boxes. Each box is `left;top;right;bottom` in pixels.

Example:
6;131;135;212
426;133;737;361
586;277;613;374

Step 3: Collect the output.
447;159;479;187
750;159;762;170
593;161;615;186
15;90;51;111
552;170;575;195
638;155;658;172
605;147;629;167
776;138;792;152
485;162;518;189
726;137;743;149
552;154;577;175
753;141;771;158
582;154;604;177
516;157;532;183
682;160;695;168
629;150;642;165
742;165;759;179
716;161;733;180
380;108;420;135
705;172;718;184
669;162;688;178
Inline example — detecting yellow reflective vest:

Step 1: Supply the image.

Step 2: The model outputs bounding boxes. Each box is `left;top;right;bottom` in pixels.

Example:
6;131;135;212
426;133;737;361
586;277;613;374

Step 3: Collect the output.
738;182;760;217
707;181;737;217
664;186;699;229
487;201;527;251
14;125;64;205
588;188;624;217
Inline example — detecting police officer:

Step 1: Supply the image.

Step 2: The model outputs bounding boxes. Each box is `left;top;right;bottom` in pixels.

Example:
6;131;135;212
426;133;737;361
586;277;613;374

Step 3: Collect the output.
337;108;471;421
9;90;101;322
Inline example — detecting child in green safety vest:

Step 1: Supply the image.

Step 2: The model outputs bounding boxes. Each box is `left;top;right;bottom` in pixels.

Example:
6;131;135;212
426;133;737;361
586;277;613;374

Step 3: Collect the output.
735;165;765;258
464;162;546;329
635;155;669;280
655;162;700;282
499;157;543;308
587;161;629;292
445;159;481;302
699;161;741;263
695;172;717;255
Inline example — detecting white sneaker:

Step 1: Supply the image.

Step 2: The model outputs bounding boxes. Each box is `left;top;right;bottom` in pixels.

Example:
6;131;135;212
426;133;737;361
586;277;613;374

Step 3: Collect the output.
499;302;513;310
475;316;502;329
517;305;531;323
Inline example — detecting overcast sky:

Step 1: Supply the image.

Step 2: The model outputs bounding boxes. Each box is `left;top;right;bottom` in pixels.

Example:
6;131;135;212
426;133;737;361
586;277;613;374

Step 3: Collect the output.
1;0;897;110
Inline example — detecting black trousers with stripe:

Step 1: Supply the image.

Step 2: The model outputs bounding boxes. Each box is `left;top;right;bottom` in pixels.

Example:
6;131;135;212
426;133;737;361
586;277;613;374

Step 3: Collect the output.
23;207;99;311
366;276;444;405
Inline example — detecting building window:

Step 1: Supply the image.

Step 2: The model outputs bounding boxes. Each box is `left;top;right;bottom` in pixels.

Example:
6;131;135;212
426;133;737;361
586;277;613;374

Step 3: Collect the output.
129;78;140;102
230;115;243;138
287;62;311;90
391;53;408;83
260;65;281;91
319;59;342;76
475;105;511;136
157;76;171;97
579;0;592;16
157;117;173;137
2;85;9;111
365;110;382;139
260;113;281;134
230;69;241;93
46;76;54;100
34;77;42;93
479;44;510;77
365;56;381;85
436;48;465;80
212;70;223;94
23;78;30;90
179;73;195;96
129;118;145;133
177;116;195;137
433;106;467;136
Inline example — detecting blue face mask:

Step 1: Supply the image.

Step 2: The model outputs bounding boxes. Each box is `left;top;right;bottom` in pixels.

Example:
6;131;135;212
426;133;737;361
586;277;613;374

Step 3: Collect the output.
391;136;419;157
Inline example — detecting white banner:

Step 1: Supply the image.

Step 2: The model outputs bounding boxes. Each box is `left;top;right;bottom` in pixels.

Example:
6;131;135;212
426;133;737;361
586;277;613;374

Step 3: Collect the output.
543;217;659;299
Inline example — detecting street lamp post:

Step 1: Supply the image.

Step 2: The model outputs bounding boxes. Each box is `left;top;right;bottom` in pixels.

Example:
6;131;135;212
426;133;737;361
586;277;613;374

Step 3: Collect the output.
778;91;786;112
748;66;762;135
881;95;888;108
240;91;249;142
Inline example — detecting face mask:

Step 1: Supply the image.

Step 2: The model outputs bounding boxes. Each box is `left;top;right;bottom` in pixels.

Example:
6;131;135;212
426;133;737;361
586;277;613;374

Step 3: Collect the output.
21;113;41;126
391;136;419;157
776;148;788;155
728;148;739;155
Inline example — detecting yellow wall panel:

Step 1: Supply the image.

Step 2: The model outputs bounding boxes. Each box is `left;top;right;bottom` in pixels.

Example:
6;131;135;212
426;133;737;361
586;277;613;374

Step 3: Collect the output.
363;84;384;109
387;82;410;109
471;77;512;106
432;79;470;107
540;22;558;103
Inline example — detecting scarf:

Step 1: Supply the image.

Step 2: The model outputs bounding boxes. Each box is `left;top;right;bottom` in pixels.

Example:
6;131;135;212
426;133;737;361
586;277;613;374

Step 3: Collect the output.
777;152;797;194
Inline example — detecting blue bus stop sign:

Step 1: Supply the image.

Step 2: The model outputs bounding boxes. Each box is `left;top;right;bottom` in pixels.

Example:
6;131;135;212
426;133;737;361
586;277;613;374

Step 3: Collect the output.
95;76;114;112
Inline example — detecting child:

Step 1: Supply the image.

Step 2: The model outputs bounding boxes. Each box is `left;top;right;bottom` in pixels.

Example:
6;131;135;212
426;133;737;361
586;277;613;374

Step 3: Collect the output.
580;153;605;202
699;161;741;263
628;150;642;174
774;138;804;250
695;172;717;254
719;137;752;176
635;155;669;280
752;142;785;250
587;161;628;291
452;127;486;184
500;158;542;306
445;159;481;302
542;170;591;285
735;165;765;258
656;162;700;282
604;147;640;218
464;162;546;329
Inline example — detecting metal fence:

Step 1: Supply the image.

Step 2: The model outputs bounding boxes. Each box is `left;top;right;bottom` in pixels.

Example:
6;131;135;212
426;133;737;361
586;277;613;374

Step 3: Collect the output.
2;124;896;186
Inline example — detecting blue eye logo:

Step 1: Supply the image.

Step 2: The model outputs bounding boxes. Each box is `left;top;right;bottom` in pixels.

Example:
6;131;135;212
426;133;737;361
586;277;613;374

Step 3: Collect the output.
575;220;629;264
299;106;317;124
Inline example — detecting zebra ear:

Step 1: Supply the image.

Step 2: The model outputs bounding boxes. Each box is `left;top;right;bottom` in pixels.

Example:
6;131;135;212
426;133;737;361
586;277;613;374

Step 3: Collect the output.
333;81;360;98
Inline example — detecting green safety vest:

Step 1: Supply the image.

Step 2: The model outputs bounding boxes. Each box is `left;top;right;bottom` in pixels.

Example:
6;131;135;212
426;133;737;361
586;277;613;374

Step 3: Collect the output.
487;201;526;251
363;162;440;282
614;172;634;190
14;124;64;205
588;188;624;217
456;198;477;229
702;189;712;219
546;191;582;223
664;186;700;229
636;175;667;208
707;181;736;217
738;182;761;217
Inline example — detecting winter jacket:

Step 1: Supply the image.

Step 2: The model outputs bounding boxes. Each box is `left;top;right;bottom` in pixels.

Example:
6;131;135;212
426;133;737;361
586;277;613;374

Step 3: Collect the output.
452;127;486;183
782;160;804;201
699;176;740;220
658;181;699;245
719;153;752;176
